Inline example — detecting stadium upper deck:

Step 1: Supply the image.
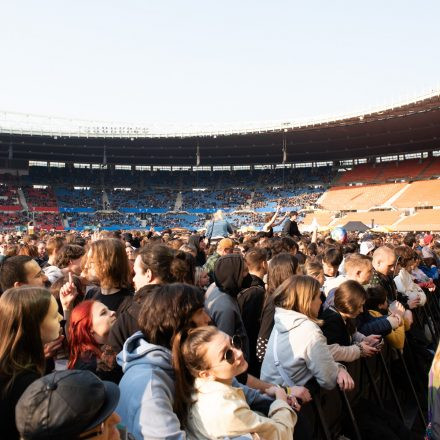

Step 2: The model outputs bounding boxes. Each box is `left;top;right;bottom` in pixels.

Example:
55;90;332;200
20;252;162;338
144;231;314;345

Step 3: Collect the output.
1;91;440;167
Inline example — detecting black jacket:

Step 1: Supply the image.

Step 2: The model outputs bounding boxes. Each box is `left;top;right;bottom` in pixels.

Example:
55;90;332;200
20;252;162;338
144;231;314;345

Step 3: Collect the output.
282;218;301;238
320;307;353;347
237;275;265;376
107;284;161;354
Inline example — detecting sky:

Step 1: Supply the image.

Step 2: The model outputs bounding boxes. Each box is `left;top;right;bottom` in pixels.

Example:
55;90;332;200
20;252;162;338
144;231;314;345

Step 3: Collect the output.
1;1;439;129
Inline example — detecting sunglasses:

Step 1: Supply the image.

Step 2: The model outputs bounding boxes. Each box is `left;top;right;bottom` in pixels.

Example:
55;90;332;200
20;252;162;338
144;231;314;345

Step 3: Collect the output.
211;335;243;368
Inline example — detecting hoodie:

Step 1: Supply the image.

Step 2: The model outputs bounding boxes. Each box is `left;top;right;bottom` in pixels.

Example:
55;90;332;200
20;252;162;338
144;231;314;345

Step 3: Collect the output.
260;307;339;390
116;331;184;440
205;255;250;362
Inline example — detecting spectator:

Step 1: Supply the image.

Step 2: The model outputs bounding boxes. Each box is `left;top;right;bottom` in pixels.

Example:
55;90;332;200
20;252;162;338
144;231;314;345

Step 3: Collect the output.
15;370;122;440
0;287;63;439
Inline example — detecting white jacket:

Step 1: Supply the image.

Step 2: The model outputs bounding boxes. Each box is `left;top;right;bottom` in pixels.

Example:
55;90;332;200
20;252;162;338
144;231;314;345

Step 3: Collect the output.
394;268;426;306
260;307;340;390
187;378;296;440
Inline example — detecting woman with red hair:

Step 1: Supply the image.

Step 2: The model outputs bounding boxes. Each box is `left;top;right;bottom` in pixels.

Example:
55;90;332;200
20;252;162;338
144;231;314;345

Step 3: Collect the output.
68;300;120;383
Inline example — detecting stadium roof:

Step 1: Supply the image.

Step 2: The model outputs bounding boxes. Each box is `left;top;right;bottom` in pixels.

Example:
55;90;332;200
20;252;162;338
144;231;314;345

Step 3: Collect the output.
1;91;440;166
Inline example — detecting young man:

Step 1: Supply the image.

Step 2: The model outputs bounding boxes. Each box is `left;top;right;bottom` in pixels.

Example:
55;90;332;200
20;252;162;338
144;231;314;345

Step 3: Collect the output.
281;211;302;238
0;255;48;293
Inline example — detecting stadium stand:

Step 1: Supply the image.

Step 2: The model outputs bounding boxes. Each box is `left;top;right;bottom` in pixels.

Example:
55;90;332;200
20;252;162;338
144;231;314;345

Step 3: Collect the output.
392;179;440;208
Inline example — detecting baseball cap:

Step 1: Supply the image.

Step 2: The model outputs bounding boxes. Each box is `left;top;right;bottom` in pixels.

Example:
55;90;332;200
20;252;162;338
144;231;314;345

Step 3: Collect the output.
217;238;234;251
360;241;375;255
424;234;434;245
16;370;120;439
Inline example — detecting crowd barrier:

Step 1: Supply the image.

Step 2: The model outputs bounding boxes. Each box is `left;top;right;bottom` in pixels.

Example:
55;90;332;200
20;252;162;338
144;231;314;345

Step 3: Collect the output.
299;287;439;439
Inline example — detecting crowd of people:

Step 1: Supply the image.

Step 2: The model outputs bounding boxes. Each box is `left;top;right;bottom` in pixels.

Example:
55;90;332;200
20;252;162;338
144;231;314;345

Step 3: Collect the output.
0;209;438;439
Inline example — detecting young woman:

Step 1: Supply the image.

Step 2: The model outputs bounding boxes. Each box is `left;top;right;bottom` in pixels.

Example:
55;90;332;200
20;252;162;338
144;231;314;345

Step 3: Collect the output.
68;299;120;382
107;244;194;354
173;326;297;440
0;286;63;439
394;246;427;308
257;252;298;363
261;275;355;391
82;238;133;313
321;280;381;362
195;266;210;290
262;206;288;238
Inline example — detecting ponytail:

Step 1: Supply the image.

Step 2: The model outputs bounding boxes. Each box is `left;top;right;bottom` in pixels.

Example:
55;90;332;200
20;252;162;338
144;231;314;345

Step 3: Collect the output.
171;326;218;428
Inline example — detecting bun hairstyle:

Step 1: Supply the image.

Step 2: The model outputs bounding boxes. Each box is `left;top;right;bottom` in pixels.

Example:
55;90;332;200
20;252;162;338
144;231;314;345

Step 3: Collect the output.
172;326;218;428
136;245;195;284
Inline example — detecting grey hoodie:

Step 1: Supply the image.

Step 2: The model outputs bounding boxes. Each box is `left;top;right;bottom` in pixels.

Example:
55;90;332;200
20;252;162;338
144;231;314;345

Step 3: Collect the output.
116;331;184;440
260;307;339;390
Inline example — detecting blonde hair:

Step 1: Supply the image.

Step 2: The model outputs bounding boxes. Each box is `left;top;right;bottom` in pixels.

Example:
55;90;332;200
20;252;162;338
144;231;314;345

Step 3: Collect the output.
273;275;322;325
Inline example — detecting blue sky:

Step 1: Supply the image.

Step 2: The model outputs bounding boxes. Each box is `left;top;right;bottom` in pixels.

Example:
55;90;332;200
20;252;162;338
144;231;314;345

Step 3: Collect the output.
1;1;439;126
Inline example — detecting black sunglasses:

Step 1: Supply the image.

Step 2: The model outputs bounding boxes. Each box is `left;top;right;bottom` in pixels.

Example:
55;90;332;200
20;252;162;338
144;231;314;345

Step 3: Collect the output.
223;335;243;365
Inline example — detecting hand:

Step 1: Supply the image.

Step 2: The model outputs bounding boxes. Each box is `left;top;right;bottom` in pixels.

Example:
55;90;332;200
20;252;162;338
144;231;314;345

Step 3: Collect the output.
363;334;382;347
44;335;64;358
389;300;405;318
337;368;355;391
360;342;379;357
407;297;421;309
287;395;301;411
387;314;401;329
290;385;312;403
60;272;78;312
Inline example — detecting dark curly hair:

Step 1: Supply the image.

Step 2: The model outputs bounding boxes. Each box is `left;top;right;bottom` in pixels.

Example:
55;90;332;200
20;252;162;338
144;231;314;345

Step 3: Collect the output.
138;283;205;349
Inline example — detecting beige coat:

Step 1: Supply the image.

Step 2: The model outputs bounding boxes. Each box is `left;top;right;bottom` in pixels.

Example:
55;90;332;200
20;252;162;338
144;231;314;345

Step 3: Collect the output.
186;378;297;440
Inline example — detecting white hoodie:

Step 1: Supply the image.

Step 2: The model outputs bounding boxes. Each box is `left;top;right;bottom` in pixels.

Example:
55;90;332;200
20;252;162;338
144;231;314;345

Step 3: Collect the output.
260;307;340;390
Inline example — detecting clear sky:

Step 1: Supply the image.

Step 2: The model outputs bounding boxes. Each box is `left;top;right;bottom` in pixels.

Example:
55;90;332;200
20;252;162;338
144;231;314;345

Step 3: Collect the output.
1;0;439;127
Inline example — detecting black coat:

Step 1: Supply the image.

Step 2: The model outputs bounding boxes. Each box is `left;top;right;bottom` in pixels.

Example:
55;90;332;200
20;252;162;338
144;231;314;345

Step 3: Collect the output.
237;275;265;376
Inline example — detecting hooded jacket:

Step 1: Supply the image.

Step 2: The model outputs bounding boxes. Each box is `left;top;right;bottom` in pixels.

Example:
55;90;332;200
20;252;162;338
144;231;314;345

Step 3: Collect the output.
394;268;427;306
260;307;340;390
205;255;250;361
116;331;184;440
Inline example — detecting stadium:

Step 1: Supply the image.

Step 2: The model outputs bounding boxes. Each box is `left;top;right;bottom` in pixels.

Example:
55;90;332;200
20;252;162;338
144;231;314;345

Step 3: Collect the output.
0;90;440;233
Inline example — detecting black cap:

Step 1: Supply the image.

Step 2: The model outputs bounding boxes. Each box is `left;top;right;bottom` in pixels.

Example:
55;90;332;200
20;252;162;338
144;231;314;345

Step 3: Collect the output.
16;370;120;439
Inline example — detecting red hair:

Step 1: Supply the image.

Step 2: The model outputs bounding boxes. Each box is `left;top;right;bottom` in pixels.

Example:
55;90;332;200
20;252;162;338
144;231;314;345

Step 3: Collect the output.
68;300;102;369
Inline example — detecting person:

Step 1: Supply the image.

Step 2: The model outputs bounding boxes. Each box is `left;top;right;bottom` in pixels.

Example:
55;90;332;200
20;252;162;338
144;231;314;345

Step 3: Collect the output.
82;239;133;313
321;280;381;362
107;245;192;354
238;248;267;376
262;205;288;238
203;238;234;283
44;244;85;284
323;253;373;308
42;236;64;269
281;211;301;238
257;253;298;364
394;246;427;308
172;326;297;440
261;275;355;391
365;285;411;350
204;254;253;380
321;247;344;296
369;246;400;303
35;241;48;267
15;370;123;440
68;300;120;382
0;255;49;293
115;284;212;439
205;210;233;241
188;234;207;266
0;287;63;439
195;266;210;290
422;234;437;260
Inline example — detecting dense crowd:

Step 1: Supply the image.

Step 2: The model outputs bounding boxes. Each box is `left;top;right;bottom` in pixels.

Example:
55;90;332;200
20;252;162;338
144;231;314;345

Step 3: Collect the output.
0;210;438;439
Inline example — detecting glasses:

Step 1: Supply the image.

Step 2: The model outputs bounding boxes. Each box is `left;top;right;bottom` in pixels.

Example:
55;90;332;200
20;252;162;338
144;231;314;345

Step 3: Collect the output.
211;335;242;368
